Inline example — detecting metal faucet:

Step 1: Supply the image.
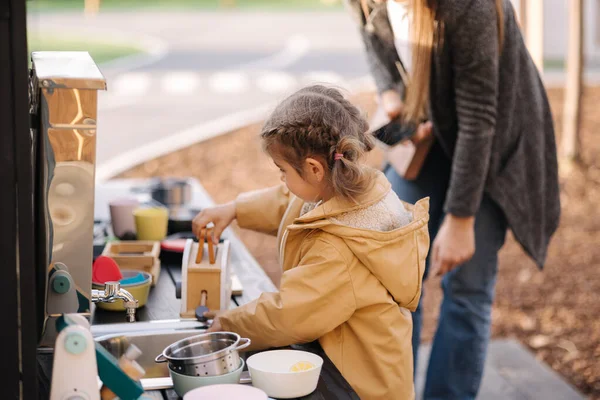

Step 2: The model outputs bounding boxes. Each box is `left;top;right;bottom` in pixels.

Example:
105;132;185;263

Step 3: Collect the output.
92;282;138;322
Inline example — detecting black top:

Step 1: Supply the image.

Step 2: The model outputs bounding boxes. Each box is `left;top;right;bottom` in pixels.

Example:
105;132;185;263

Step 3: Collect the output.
349;0;560;266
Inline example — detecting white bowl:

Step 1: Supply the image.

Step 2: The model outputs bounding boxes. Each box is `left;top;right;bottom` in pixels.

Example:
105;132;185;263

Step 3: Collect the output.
246;350;323;399
183;384;268;400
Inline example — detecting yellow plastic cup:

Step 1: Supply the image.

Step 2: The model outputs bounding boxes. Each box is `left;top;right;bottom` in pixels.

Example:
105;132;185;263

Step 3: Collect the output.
133;207;169;241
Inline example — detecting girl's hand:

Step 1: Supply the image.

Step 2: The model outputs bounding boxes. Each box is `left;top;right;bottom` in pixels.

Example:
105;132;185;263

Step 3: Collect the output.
204;310;226;333
431;215;476;276
192;202;236;244
380;89;404;120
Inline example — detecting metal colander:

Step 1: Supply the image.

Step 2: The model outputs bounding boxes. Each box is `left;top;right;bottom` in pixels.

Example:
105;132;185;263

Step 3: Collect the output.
155;332;250;377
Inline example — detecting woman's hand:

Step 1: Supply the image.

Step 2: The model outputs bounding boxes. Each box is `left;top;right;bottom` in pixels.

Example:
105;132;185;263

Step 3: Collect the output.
431;215;476;276
380;89;433;144
412;121;433;145
380;89;404;120
192;202;237;244
204;310;226;333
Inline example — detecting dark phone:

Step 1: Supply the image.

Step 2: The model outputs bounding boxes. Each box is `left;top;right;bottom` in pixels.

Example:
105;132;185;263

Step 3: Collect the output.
372;118;418;146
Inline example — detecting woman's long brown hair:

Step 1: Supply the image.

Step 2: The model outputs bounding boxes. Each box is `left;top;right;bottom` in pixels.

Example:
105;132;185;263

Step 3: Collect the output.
402;0;504;123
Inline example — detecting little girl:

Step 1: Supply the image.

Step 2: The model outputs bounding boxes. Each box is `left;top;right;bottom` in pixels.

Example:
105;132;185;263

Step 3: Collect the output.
192;85;429;400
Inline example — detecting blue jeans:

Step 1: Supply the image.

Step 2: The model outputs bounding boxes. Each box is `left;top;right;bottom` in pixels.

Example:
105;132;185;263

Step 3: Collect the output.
385;143;508;400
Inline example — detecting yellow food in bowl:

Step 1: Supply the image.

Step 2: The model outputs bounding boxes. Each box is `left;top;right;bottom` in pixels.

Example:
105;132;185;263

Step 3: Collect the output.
289;361;316;372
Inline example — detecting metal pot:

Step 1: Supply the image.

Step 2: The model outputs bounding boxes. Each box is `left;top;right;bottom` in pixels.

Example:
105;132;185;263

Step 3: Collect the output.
148;178;192;207
167;205;201;235
155;332;251;377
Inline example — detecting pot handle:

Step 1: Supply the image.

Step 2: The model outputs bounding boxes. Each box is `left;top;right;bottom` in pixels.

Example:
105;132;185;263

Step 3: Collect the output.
155;353;168;363
235;338;251;351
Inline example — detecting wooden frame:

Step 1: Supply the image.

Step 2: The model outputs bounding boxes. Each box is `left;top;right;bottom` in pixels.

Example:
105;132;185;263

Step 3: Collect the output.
0;0;39;397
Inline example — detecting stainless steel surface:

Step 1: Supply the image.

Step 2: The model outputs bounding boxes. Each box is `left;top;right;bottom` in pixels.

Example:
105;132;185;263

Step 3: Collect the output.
92;282;139;322
95;325;208;390
240;371;252;384
155;332;250;377
31;52;107;90
32;52;107;347
90;320;208;336
139;377;174;392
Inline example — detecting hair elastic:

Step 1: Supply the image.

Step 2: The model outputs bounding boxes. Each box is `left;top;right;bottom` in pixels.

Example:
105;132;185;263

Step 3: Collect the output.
334;153;344;161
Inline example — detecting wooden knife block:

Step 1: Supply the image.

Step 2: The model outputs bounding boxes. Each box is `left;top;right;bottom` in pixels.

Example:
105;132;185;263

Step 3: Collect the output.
180;238;231;318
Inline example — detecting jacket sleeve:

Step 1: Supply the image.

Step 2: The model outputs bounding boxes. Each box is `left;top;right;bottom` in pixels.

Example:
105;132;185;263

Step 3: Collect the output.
344;0;405;95
444;0;500;217
235;185;291;236
219;239;356;350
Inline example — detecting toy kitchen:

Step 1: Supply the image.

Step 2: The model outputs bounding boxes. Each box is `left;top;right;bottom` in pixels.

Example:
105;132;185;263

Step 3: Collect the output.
27;51;358;400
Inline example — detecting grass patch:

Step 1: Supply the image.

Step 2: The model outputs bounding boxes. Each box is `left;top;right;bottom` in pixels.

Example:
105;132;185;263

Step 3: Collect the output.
28;33;143;65
27;0;343;12
544;58;565;70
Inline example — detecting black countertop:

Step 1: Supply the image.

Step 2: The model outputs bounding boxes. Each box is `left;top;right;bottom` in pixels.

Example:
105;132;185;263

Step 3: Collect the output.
91;179;359;400
92;247;359;400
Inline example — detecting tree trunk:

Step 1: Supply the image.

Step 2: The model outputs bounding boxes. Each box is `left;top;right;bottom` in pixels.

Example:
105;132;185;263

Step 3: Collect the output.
518;0;527;31
561;0;584;161
220;0;237;7
84;0;101;16
526;0;544;73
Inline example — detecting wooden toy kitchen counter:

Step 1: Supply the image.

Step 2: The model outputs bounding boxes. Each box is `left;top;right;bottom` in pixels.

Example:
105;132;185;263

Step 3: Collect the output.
91;178;359;400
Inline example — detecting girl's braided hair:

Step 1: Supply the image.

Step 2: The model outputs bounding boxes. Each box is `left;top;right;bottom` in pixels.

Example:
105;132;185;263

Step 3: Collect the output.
261;85;375;201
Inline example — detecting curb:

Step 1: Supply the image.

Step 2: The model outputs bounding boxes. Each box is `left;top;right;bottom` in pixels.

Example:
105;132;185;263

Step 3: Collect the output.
95;103;274;183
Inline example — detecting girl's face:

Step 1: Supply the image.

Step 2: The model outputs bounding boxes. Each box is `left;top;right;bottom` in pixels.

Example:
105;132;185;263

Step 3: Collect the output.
271;153;331;203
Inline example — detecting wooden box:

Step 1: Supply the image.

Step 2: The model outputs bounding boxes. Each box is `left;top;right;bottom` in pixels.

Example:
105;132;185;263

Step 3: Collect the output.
102;241;161;286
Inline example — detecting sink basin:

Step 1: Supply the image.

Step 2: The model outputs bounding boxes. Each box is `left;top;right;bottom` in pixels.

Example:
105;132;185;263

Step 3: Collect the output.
93;320;208;390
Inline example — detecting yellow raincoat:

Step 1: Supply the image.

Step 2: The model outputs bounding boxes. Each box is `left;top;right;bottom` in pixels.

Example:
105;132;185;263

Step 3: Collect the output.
219;171;429;399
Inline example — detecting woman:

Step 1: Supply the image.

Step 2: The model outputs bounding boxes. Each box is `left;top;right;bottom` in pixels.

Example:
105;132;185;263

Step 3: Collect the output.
346;0;560;398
